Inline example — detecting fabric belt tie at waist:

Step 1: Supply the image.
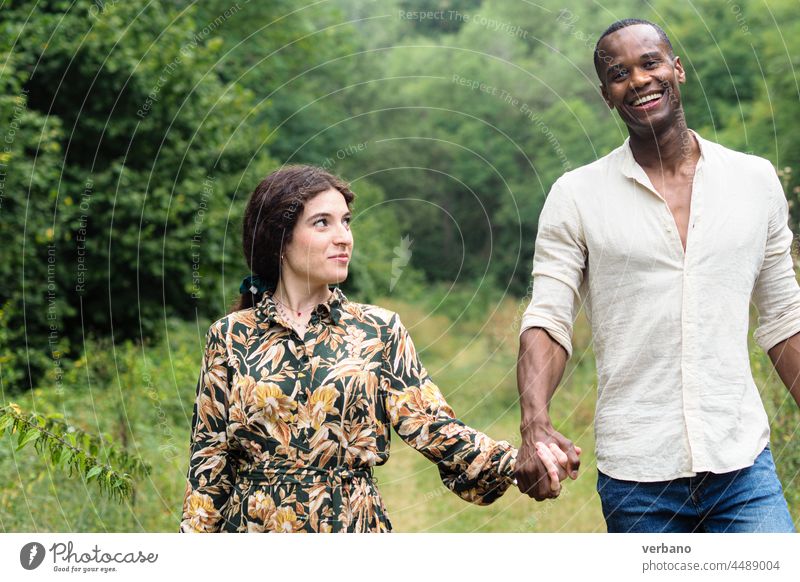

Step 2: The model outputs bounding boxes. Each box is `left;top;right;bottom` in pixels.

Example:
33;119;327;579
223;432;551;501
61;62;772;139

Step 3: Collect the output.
239;465;374;485
239;465;375;529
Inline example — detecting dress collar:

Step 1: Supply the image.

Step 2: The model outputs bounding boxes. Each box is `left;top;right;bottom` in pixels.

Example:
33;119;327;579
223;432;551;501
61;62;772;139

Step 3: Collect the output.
255;287;347;332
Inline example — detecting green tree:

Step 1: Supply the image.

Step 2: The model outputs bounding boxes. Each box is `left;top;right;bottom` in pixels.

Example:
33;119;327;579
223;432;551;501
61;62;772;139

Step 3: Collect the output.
1;0;273;390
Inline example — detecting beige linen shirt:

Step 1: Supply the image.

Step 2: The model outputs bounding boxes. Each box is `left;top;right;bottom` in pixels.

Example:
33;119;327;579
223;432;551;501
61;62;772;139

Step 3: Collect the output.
521;132;800;481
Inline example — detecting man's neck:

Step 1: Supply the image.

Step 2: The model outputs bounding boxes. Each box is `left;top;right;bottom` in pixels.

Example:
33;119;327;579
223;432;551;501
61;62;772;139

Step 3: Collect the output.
628;117;699;175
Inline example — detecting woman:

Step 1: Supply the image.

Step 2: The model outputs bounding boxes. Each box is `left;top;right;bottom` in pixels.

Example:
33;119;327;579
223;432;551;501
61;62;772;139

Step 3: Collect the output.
180;165;562;532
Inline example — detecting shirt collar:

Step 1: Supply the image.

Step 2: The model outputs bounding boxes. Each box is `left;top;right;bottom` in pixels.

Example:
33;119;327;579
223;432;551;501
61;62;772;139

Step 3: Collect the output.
620;129;706;185
255;287;347;332
317;287;346;325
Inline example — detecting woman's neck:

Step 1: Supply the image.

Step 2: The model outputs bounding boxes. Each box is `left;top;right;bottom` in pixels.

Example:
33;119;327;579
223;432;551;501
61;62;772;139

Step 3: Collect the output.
273;278;331;314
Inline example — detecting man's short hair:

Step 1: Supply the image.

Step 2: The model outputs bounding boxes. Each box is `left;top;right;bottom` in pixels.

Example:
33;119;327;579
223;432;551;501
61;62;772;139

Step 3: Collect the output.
593;19;674;80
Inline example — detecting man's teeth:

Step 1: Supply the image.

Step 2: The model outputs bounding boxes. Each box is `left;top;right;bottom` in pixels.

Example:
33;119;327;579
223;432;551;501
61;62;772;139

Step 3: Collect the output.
632;93;663;106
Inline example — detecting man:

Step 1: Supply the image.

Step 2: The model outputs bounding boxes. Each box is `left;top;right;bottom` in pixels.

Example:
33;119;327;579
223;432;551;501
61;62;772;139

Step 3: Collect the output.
514;18;800;532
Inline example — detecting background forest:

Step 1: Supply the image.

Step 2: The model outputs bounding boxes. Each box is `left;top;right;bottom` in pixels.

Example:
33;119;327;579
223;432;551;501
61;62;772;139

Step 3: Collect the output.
1;0;798;531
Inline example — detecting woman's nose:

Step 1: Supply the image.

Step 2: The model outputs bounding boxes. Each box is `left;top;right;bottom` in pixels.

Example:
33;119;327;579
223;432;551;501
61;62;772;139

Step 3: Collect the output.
333;224;352;245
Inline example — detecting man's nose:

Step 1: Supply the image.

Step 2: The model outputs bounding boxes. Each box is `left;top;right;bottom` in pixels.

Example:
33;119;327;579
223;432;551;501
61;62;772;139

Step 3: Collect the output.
630;66;650;88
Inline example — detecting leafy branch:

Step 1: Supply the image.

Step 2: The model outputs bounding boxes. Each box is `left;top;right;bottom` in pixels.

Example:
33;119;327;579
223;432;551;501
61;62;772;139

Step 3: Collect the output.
0;403;151;502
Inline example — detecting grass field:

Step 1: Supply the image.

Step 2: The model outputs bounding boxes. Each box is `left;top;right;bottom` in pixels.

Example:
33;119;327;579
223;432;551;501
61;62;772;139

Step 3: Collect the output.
1;295;797;532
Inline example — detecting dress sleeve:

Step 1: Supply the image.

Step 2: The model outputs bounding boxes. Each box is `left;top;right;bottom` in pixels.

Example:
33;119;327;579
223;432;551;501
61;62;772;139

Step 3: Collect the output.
381;314;517;505
180;321;235;532
752;163;800;351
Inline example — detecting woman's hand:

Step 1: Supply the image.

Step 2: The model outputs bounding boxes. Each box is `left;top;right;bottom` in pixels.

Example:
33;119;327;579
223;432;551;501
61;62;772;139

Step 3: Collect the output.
516;438;582;498
536;441;582;493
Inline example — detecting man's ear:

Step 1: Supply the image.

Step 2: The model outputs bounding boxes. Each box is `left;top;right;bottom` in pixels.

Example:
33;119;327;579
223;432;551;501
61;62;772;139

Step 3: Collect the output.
600;83;614;110
673;55;686;84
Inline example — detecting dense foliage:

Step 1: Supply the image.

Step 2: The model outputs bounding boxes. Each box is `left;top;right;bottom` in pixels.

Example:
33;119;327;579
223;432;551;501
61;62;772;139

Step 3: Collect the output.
0;0;798;529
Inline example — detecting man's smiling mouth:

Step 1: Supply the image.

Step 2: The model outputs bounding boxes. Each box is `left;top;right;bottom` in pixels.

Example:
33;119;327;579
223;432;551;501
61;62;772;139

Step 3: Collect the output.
631;92;664;107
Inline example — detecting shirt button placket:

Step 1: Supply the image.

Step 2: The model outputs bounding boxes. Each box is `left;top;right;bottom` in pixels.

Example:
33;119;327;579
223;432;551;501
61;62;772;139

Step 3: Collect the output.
681;178;703;472
296;335;310;405
680;269;698;469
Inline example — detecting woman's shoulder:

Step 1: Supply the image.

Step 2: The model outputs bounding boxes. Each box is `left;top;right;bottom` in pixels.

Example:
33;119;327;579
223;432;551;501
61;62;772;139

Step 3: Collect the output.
205;307;259;337
341;301;398;329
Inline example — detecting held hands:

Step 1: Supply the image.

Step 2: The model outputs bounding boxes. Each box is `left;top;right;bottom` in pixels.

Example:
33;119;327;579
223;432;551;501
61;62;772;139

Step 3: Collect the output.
515;427;581;500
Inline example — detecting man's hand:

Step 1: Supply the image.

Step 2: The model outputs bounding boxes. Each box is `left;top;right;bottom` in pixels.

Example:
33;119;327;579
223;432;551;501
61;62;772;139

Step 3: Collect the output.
515;425;581;500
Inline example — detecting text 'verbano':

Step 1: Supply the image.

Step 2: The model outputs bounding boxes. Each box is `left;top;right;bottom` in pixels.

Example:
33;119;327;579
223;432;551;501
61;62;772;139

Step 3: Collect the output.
642;543;692;554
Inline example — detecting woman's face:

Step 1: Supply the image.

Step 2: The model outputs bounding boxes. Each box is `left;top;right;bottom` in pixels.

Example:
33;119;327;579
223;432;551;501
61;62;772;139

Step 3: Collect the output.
281;188;353;289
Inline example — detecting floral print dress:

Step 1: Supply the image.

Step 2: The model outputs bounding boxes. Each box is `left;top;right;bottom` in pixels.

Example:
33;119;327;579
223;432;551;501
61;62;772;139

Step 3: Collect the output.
180;289;517;532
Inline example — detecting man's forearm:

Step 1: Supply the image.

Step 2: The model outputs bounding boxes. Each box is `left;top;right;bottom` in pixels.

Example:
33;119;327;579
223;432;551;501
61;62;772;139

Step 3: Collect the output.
768;332;800;408
516;327;580;495
517;327;569;433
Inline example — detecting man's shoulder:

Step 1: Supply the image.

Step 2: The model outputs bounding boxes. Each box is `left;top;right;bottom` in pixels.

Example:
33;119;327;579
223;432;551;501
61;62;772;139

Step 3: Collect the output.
551;142;628;193
698;135;775;174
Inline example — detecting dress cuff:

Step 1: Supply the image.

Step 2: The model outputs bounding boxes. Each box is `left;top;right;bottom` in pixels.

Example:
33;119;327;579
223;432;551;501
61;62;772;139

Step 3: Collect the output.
492;441;518;482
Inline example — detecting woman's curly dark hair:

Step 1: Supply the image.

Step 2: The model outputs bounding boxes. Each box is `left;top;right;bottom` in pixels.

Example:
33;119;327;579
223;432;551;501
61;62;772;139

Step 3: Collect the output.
234;165;355;311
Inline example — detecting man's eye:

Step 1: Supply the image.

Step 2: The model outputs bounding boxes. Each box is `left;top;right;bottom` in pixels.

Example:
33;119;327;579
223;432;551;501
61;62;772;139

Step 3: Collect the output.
614;69;628;80
644;60;657;68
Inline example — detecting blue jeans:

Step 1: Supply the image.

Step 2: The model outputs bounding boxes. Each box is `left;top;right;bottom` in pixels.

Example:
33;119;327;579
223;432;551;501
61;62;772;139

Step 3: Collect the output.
597;445;796;532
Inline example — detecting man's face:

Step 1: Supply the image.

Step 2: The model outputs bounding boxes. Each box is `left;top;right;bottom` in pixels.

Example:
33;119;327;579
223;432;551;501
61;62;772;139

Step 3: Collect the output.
597;24;686;135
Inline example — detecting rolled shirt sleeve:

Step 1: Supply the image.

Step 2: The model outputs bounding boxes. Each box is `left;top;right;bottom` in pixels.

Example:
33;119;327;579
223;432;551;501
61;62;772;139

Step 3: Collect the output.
520;179;587;358
180;321;236;533
752;163;800;352
381;314;517;506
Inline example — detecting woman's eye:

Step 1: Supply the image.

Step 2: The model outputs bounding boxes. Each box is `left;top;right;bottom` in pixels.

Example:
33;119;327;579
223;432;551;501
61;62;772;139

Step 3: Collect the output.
313;218;327;227
343;217;351;227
